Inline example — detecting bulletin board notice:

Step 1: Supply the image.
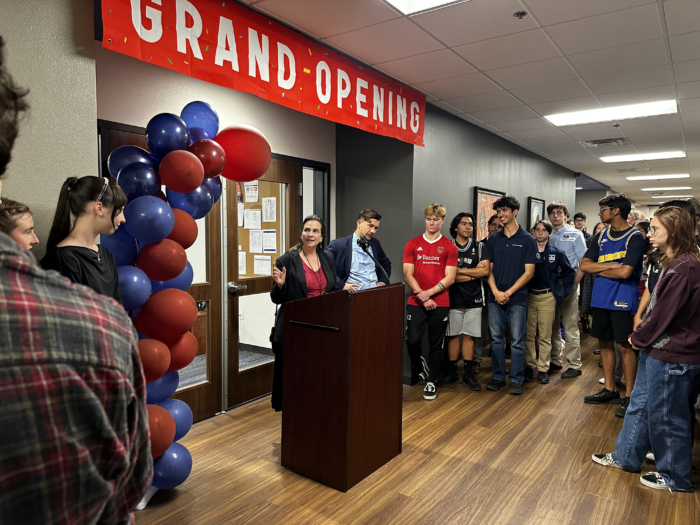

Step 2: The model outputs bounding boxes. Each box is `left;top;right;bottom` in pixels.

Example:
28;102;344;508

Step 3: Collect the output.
238;181;282;278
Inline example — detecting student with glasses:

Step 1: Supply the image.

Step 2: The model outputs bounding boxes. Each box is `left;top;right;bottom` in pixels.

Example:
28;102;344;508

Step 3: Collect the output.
580;194;645;417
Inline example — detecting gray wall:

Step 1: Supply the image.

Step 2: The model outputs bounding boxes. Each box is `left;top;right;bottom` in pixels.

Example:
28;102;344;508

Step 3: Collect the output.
413;104;576;235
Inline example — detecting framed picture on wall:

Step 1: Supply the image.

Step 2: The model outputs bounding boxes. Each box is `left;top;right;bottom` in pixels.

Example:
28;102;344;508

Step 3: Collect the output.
528;197;546;231
473;187;506;241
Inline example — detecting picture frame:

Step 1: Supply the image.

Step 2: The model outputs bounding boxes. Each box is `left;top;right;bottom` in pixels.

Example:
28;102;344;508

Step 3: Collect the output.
528;197;546;232
473;187;506;241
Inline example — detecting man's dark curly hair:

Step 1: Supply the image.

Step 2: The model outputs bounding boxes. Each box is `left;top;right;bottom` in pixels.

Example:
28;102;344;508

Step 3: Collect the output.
0;37;29;179
449;212;474;239
599;193;631;221
492;195;520;212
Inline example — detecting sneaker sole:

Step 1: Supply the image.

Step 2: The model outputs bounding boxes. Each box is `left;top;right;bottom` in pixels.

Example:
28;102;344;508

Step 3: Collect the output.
584;398;621;405
592;454;623;470
538;378;549;384
423;394;436;400
463;380;482;391
640;476;669;490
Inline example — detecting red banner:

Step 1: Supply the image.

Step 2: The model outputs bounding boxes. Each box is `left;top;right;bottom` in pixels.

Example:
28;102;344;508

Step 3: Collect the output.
101;0;426;146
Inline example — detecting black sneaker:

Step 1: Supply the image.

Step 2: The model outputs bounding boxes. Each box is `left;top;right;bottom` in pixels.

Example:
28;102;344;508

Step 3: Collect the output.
423;382;437;400
561;368;582;379
486;379;506;391
509;383;523;395
615;397;630;418
549;363;563;372
593;348;601;355
584;388;621;405
463;373;481;391
436;373;459;387
524;366;534;382
538;371;549;384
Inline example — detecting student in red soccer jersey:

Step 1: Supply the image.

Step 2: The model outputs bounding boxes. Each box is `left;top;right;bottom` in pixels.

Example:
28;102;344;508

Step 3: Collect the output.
403;203;458;401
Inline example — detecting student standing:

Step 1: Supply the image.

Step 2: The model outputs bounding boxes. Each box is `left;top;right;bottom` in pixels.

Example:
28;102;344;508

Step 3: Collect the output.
0;198;39;250
484;196;537;395
403;203;458;401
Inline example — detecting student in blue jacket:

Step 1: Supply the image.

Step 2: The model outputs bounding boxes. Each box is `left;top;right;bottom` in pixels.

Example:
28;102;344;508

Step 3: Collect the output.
325;209;391;291
525;219;576;384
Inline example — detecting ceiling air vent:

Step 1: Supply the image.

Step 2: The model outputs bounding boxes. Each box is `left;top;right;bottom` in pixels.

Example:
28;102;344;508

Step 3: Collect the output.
579;138;631;148
616;167;651;173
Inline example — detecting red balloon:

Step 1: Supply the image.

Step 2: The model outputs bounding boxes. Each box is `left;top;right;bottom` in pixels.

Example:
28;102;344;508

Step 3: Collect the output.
134;289;198;341
188;139;226;178
159;150;205;193
138;338;172;383
215;125;271;182
148;405;176;458
136;239;187;281
165;209;198;250
165;332;198;371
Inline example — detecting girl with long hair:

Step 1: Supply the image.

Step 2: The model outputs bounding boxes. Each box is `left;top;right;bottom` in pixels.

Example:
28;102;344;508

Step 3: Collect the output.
0;198;39;250
41;176;127;304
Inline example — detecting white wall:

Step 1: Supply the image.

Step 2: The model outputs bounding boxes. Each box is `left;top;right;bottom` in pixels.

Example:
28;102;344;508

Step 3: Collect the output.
1;0;98;260
573;190;607;232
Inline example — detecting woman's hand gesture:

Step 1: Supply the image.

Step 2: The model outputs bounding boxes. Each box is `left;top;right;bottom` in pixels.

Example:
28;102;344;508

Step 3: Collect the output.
273;266;286;288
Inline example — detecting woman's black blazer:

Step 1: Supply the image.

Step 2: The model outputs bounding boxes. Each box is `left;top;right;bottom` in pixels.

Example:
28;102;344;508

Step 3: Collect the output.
270;249;339;343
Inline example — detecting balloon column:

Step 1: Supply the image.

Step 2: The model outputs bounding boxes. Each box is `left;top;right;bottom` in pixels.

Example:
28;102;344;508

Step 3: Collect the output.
104;101;271;494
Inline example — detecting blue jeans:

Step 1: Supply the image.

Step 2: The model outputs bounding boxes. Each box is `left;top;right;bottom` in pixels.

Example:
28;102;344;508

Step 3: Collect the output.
611;352;700;492
487;302;527;384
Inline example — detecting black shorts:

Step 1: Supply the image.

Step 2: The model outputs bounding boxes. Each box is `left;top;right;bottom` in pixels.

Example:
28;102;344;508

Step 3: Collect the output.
591;307;634;344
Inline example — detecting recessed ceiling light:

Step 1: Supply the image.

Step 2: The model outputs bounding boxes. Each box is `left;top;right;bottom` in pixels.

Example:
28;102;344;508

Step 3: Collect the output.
544;100;677;127
652;195;693;199
384;0;470;15
641;186;692;191
575;187;583;190
626;174;690;181
601;151;686;163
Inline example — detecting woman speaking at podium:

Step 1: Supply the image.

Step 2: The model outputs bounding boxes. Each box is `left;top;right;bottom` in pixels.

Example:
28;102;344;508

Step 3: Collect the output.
270;215;340;412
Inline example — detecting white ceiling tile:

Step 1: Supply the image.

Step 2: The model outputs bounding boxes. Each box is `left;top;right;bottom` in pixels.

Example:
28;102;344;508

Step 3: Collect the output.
677;81;700;100
510;79;592;104
376;50;475;85
674;59;700;84
426;94;439;102
506;127;566;140
595;85;676;107
525;0;656;27
589;145;641;157
324;18;443;64
557;122;624;134
524;135;580;146
430;101;464;115
411;0;538;47
453;29;560;71
680;98;700;112
682;122;700;140
645;158;690;168
616;113;681;129
447;91;522;112
669;31;700;63
567;40;668;78
414;73;501;99
254;0;401;38
485;58;578;89
530;97;602;116
682;111;700;123
584;65;672;95
663;0;700;37
495;118;555;132
546;4;663;55
470;105;540;123
624;124;684;142
566;130;628;142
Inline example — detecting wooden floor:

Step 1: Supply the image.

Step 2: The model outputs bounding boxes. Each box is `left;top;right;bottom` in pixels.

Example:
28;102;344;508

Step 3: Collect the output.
139;330;700;525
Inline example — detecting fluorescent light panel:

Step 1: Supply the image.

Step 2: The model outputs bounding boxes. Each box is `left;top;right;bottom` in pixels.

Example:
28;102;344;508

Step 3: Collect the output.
652;195;693;199
641;186;692;191
544;100;677;127
626;174;690;181
601;151;686;163
384;0;469;15
575;187;583;190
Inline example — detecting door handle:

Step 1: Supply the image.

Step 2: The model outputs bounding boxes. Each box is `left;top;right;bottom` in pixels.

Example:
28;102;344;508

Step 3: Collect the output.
227;282;248;294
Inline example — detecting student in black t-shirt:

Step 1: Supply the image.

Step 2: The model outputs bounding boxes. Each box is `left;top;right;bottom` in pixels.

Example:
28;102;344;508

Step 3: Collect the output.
41;176;127;304
437;213;491;391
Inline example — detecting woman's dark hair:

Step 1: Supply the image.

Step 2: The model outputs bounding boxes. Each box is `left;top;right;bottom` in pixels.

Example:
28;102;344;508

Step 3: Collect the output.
492;195;520;212
449;212;474;239
0;37;29;178
660;199;696;225
46;176;127;250
0;197;31;236
292;215;326;254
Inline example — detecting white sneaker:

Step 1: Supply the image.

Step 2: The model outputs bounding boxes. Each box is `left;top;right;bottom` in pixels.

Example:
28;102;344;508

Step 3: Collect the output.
646;452;655;462
599;377;605;384
592;453;623;470
640;472;673;493
424;382;437;400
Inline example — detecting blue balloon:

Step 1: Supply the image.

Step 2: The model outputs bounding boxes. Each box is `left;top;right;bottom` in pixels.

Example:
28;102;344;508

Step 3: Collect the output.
100;226;137;267
138;332;147;339
117;266;152;311
208;176;222;204
167;181;214;220
107;146;158;178
189;128;211;142
151;261;194;293
152;442;192;490
117;162;161;201
181;101;219;144
157;399;193;441
146;113;190;160
124;196;175;243
147;370;179;404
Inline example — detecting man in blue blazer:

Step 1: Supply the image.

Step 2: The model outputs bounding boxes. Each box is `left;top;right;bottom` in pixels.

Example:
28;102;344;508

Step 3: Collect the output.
325;209;392;291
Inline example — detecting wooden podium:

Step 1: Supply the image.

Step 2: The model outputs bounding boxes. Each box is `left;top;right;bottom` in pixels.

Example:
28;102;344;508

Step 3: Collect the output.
281;283;404;492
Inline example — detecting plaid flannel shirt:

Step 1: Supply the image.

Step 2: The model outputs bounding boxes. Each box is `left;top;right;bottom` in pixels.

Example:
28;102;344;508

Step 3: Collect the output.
0;233;152;525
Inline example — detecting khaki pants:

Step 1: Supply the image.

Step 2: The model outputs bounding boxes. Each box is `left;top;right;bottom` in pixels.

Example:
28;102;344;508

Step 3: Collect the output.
550;282;582;369
526;292;556;372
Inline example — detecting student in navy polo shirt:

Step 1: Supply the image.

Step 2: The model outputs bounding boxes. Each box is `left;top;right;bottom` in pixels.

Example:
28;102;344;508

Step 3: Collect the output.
484;195;537;395
581;194;645;417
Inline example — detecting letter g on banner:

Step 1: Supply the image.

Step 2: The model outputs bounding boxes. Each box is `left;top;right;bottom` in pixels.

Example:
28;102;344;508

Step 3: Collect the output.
131;0;163;43
316;61;331;104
